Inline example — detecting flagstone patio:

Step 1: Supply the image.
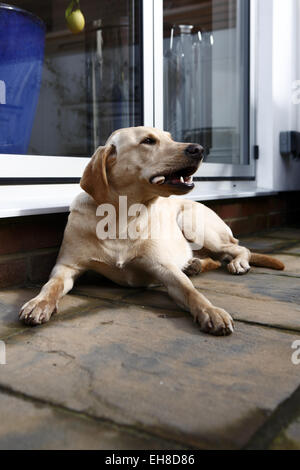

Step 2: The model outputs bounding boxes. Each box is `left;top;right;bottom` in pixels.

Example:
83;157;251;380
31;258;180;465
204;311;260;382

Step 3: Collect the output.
0;227;299;450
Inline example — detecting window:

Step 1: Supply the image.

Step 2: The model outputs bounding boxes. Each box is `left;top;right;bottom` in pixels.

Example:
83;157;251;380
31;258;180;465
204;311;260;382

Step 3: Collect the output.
162;0;254;179
0;0;255;187
0;0;143;181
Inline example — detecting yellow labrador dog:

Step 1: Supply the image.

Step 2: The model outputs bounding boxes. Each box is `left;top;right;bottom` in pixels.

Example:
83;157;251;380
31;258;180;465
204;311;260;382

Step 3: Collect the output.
19;127;284;335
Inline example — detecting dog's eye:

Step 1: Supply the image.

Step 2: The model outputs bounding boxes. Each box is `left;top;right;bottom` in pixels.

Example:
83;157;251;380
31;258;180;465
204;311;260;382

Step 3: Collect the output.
141;137;156;145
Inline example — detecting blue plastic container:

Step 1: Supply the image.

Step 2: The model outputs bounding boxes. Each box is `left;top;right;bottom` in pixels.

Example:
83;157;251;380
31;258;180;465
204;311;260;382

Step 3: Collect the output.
0;3;45;154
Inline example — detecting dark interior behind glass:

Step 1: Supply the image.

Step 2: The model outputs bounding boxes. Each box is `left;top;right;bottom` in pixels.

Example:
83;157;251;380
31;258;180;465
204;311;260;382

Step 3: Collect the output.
12;0;143;156
163;0;250;165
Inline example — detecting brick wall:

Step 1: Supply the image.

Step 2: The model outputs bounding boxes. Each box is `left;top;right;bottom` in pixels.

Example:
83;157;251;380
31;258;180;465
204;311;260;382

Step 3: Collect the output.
0;192;299;288
206;192;300;237
0;213;68;288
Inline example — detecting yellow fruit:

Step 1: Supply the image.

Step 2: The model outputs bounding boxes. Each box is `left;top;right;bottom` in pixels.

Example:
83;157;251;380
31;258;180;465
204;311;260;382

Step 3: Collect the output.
66;9;85;34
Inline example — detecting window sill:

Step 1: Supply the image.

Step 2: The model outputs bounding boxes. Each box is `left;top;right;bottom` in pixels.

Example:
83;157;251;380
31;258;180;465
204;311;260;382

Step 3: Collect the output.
0;184;278;219
188;186;278;201
0;184;81;218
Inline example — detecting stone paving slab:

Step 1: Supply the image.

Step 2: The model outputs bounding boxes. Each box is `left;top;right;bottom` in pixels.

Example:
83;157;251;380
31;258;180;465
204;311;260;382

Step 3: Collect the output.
280;244;300;256
270;418;300;450
123;287;300;332
0;296;299;449
258;228;300;241
192;270;300;305
0;227;300;449
72;283;143;302
10;279;300;336
66;265;300;332
0;288;105;340
239;237;292;254
0;392;174;450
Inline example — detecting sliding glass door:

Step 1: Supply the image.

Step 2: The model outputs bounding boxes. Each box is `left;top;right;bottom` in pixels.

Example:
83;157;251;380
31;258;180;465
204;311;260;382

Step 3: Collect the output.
161;0;254;179
1;0;254;184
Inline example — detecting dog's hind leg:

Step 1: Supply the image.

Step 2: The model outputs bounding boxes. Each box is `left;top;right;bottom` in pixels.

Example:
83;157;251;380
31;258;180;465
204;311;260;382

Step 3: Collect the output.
178;201;250;276
184;257;221;276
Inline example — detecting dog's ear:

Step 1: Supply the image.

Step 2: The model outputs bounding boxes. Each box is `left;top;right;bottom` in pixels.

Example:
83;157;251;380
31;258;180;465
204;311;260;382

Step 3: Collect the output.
80;145;116;203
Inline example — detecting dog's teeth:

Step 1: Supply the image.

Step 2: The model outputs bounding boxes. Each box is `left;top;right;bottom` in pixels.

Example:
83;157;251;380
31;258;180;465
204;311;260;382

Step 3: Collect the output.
184;176;193;184
152;176;165;185
180;176;184;183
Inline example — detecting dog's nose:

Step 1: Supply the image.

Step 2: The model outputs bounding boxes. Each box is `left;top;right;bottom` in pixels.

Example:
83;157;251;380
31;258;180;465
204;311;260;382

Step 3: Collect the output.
185;144;204;159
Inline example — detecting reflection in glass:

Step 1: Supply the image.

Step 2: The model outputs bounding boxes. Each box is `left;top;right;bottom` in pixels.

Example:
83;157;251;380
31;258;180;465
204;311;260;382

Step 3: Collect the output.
163;0;250;165
6;0;142;156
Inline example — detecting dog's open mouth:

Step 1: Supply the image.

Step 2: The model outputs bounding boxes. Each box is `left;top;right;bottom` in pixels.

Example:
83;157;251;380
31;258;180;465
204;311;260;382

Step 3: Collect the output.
150;166;197;190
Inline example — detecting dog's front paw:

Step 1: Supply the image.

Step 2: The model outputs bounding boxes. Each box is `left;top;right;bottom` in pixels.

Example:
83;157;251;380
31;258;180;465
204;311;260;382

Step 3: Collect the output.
19;297;57;326
194;306;234;336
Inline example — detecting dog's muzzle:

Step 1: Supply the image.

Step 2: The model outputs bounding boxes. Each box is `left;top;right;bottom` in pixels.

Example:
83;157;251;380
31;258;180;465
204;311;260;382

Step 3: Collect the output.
184;144;204;161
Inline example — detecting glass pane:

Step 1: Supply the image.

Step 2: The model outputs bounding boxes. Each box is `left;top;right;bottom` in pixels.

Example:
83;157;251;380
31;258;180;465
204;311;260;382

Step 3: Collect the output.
0;0;142;156
163;0;250;165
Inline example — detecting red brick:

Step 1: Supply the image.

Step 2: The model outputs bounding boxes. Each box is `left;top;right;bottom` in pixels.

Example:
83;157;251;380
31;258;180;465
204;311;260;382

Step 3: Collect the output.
0;214;68;256
240;198;269;217
0;257;27;288
252;215;269;232
28;250;59;283
205;202;221;213
269;213;287;228
286;193;300;211
286;210;300;226
227;218;254;237
216;203;243;220
268;196;287;213
228;215;269;237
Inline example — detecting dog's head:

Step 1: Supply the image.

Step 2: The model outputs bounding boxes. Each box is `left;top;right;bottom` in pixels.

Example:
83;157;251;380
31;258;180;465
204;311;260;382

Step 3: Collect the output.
80;126;203;204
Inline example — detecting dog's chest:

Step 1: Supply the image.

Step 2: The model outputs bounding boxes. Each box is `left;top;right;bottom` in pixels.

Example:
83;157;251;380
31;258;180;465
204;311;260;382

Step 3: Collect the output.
92;238;140;269
90;238;155;287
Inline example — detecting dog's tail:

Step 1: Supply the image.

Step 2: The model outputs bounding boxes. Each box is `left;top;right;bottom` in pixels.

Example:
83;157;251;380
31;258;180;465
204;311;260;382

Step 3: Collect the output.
250;253;285;271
